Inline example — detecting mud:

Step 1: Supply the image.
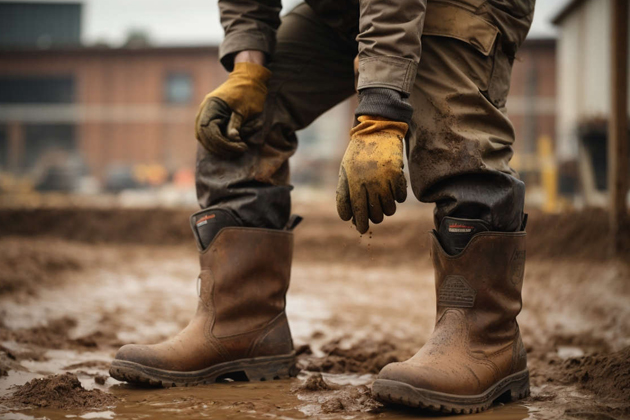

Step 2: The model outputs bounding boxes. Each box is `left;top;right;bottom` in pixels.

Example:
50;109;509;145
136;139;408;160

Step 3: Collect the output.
561;347;630;401
0;206;626;263
3;373;117;410
0;316;122;351
295;374;382;415
0;239;84;296
299;338;414;375
294;373;340;391
0;203;628;419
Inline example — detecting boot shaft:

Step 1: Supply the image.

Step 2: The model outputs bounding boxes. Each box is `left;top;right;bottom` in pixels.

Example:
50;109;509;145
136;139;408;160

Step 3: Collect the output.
198;227;293;338
431;231;526;346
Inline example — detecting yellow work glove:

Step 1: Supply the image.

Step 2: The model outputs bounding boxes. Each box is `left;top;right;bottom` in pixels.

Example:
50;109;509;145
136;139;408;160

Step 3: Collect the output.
336;115;408;234
195;62;271;158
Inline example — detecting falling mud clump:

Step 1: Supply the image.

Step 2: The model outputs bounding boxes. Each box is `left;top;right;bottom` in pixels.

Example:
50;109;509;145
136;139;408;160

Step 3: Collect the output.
94;374;108;385
5;373;117;409
562;346;630;401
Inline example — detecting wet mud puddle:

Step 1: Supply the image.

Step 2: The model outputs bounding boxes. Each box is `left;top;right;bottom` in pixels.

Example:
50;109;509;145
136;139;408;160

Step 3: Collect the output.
1;373;533;420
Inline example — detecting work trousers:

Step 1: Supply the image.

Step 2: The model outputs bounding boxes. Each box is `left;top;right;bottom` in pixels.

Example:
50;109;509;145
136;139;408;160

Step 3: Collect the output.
196;0;534;231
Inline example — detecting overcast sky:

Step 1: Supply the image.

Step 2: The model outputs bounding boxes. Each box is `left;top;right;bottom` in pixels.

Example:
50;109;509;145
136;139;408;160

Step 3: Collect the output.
9;0;570;46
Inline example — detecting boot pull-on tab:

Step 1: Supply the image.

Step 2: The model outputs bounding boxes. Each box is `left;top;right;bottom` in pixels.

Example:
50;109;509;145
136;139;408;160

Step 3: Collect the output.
285;214;303;231
520;214;528;231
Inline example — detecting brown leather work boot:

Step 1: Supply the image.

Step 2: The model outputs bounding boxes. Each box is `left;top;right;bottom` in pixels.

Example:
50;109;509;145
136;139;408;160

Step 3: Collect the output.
373;220;529;414
109;209;298;387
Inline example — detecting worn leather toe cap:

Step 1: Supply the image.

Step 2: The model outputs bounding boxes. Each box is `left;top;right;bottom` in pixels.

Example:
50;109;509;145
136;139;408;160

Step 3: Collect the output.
378;362;443;392
114;344;163;368
379;360;487;395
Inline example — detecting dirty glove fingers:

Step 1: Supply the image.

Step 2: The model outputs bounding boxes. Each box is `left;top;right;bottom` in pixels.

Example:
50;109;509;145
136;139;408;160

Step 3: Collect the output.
380;189;397;217
336;168;353;222
368;189;385;224
226;112;244;141
195;98;221;142
198;119;248;158
195;98;249;158
239;117;265;145
391;173;408;203
351;185;370;234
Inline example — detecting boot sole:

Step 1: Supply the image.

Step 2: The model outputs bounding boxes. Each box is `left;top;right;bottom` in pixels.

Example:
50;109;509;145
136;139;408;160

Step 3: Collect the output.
372;369;530;414
109;352;298;387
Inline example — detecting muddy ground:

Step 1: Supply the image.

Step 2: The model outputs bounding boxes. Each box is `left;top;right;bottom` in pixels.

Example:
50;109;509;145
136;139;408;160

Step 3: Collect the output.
0;200;628;420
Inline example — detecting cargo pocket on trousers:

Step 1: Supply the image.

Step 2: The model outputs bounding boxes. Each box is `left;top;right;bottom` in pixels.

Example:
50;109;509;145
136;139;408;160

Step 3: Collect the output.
423;2;509;109
484;42;514;109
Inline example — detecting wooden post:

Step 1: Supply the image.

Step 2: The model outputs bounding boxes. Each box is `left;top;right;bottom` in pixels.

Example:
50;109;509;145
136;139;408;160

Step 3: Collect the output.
7;121;24;174
609;0;629;254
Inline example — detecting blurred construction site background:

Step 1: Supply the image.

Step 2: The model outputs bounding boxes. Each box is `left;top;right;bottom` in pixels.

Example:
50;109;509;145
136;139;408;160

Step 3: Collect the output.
0;0;628;215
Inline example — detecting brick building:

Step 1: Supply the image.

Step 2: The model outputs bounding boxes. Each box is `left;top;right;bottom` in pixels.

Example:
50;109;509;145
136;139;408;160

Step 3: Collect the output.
0;1;557;195
507;38;557;188
0;46;225;179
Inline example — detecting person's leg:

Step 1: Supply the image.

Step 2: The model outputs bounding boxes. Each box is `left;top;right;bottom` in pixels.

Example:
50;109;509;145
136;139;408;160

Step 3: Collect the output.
407;28;526;234
110;3;357;386
372;1;534;412
195;2;357;232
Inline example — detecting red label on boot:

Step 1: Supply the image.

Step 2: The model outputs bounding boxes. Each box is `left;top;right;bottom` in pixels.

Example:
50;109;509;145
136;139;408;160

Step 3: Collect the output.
196;213;216;227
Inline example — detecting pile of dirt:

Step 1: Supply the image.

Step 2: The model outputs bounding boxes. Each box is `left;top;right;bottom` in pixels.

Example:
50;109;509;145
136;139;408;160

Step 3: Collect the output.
561;346;630;401
293;373;339;392
0;317;78;348
318;385;381;414
0;351;26;377
0;238;84;295
1;207;626;262
0;208;193;245
4;373;117;409
524;208;627;261
0;316;121;353
293;374;382;415
299;338;413;374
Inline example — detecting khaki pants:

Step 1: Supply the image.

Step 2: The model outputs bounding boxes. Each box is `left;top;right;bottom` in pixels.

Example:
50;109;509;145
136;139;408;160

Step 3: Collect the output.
196;1;534;231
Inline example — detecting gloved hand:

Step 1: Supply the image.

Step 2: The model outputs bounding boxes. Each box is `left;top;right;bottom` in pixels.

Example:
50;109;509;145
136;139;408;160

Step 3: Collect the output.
336;115;408;234
195;62;271;158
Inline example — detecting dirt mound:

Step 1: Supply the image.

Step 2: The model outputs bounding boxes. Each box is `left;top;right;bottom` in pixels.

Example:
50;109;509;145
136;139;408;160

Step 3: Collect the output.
0;207;626;262
525;208;627;261
299;338;413;374
318;385;381;414
0;208;193;244
0;317;77;348
562;347;630;401
293;374;382;415
4;373;117;409
0;316;120;353
0;238;84;295
293;373;339;392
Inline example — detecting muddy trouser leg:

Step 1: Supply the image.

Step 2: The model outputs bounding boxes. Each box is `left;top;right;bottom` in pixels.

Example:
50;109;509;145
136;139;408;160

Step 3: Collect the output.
195;3;356;229
407;22;530;232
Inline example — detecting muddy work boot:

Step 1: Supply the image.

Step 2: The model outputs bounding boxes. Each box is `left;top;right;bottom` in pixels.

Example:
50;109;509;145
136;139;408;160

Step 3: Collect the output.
109;209;299;387
373;217;529;414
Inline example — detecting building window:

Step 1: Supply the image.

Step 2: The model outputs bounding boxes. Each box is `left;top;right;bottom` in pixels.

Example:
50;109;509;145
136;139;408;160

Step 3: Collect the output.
165;73;192;104
0;76;75;104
